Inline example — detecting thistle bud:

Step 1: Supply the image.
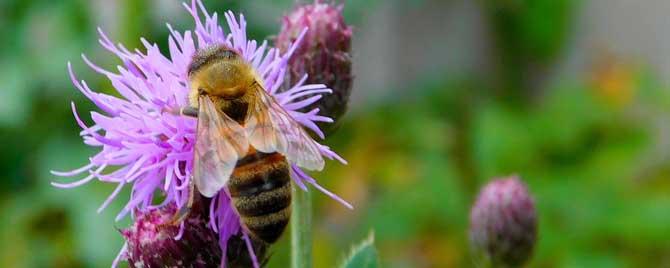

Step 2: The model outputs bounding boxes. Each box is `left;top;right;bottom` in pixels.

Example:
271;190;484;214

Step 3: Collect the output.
120;202;267;268
121;204;221;268
277;1;353;136
469;176;538;267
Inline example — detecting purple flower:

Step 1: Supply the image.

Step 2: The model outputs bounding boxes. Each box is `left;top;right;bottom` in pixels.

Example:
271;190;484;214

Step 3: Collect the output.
276;1;353;136
469;175;538;268
51;1;351;266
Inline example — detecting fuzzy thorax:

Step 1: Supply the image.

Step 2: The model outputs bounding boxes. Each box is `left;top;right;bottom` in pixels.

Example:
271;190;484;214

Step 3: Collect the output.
188;61;256;106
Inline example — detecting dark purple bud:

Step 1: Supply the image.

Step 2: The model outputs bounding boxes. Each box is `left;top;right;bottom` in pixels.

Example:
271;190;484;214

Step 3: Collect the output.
121;204;221;268
469;175;538;267
277;1;353;136
120;202;268;268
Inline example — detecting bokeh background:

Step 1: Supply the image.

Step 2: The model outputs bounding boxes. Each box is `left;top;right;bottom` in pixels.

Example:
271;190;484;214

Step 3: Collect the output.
2;0;670;267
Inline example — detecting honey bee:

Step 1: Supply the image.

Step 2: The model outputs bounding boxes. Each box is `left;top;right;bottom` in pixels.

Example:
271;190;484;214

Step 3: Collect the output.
172;44;325;246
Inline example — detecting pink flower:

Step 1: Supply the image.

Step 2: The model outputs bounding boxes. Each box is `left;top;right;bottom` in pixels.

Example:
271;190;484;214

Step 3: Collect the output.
51;1;351;266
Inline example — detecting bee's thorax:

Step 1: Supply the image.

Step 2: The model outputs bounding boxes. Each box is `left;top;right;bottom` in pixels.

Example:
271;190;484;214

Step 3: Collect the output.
220;99;249;124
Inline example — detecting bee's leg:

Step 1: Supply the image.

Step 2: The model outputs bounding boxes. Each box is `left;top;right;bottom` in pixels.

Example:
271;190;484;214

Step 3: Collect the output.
164;177;196;226
163;106;198;117
179;106;198;117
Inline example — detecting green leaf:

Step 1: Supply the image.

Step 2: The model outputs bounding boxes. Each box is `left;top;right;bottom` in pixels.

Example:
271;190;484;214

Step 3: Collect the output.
338;232;378;268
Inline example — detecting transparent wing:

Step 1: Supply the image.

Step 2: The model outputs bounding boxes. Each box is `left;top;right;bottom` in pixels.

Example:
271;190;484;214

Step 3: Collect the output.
193;96;249;197
245;82;325;171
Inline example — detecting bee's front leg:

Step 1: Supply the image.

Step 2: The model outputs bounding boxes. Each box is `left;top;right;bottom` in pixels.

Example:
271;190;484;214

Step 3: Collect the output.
179;106;198;117
164;106;198;117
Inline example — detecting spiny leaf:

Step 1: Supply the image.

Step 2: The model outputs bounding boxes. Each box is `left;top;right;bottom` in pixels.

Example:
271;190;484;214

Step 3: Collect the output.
338;231;378;268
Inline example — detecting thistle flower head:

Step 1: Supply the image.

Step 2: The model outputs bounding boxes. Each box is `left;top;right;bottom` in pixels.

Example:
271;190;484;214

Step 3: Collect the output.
121;204;221;268
277;1;353;136
121;203;266;268
469;175;538;268
51;1;351;266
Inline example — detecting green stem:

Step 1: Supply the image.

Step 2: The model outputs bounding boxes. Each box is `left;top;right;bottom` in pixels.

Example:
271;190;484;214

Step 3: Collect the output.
452;86;479;200
291;183;313;268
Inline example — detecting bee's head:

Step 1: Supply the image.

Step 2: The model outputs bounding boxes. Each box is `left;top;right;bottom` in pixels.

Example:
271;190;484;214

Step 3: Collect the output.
188;45;254;100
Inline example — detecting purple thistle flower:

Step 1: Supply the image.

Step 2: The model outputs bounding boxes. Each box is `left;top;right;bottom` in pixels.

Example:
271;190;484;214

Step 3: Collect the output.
51;1;352;267
469;175;538;268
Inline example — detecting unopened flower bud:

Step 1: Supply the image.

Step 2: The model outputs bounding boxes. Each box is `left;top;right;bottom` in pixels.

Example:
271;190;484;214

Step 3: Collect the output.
277;1;353;136
121;204;221;268
120;202;268;268
469;175;538;267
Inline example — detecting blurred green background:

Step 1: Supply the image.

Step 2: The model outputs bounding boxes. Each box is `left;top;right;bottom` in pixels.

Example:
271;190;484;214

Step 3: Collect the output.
2;0;670;267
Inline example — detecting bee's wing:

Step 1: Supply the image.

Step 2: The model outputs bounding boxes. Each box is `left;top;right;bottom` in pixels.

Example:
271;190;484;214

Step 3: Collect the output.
245;82;325;171
193;96;249;197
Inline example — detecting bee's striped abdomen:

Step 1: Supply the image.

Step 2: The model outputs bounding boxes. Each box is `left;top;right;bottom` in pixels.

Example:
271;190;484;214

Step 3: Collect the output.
228;151;291;244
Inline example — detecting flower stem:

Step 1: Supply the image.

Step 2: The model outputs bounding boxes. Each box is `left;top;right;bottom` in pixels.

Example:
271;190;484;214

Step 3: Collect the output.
291;183;313;268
